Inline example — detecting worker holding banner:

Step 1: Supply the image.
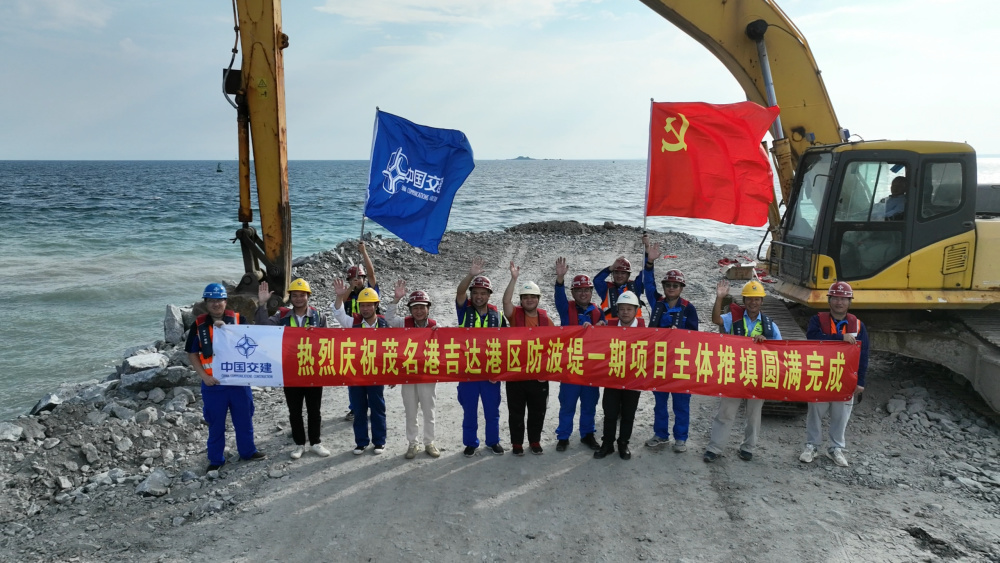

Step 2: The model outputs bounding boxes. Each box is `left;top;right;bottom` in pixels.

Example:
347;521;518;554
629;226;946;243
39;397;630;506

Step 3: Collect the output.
594;291;646;461
502;262;553;456
256;279;331;460
341;242;380;422
332;279;390;456
642;247;700;454
799;282;869;468
386;280;441;459
553;257;604;453
455;257;507;457
186;283;264;472
704;279;782;463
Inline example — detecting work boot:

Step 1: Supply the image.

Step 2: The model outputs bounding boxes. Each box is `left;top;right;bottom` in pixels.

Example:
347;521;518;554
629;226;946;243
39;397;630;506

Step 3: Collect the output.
556;439;570;452
581;433;601;451
618;441;632;460
593;441;615;459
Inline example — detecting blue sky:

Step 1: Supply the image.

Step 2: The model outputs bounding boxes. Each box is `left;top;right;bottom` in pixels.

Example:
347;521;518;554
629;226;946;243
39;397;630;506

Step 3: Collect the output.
2;0;998;160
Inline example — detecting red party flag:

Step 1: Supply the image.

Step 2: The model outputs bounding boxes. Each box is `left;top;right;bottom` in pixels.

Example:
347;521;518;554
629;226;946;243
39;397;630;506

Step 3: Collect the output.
646;101;779;227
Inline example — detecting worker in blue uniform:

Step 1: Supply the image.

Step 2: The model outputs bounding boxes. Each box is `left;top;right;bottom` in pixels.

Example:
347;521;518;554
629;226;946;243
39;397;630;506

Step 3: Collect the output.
186;283;265;472
553;256;604;452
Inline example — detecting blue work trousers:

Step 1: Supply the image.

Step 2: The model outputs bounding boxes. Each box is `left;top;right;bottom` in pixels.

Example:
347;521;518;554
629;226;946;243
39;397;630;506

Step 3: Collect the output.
651;391;691;441
348;385;386;448
457;381;501;448
202;384;257;466
556;383;600;440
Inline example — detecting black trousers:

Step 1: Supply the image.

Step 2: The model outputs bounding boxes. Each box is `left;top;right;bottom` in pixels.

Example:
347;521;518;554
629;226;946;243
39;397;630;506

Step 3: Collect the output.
284;387;324;445
601;388;641;445
506;380;549;445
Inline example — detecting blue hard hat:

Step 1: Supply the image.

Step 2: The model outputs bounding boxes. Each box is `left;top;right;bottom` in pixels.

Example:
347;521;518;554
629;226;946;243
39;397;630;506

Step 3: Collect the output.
202;283;228;299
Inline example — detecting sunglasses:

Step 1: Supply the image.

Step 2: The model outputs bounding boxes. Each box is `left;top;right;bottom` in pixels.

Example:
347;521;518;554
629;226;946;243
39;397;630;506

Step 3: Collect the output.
662;283;683;289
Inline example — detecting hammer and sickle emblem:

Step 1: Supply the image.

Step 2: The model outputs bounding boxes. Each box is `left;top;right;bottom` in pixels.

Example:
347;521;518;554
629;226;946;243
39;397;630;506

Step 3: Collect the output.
661;113;689;152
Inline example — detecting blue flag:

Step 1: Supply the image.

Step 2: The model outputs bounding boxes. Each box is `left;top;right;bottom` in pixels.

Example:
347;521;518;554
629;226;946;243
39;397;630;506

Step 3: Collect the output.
365;110;475;254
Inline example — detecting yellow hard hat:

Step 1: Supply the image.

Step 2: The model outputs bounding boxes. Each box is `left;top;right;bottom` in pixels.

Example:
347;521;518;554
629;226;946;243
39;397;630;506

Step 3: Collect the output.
357;287;381;303
741;280;766;298
287;278;311;294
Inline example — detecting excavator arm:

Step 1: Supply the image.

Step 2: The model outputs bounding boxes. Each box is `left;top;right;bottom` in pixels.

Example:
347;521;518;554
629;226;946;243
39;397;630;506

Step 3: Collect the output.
639;0;846;225
228;0;291;300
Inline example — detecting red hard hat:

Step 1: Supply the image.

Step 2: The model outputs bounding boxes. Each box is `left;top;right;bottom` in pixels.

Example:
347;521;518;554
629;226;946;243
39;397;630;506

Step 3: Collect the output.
346;265;367;279
827;281;854;298
661;269;686;286
571;275;594;289
612;258;632;273
470;276;493;293
406;290;432;308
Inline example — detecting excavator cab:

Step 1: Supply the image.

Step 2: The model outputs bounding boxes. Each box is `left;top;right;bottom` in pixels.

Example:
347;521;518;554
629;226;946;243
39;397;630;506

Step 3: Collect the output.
770;141;983;309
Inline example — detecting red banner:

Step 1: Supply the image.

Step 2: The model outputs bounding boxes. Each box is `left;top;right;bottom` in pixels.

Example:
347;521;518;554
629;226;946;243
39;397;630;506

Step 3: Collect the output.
646;101;779;227
280;326;857;402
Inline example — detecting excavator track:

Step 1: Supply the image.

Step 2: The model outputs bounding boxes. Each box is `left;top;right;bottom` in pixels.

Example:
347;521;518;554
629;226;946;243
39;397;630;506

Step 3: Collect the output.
956;310;1000;349
759;299;809;417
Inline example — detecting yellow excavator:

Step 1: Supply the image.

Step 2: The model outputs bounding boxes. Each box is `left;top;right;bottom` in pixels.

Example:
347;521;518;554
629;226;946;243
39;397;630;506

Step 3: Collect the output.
224;0;1000;411
642;0;1000;412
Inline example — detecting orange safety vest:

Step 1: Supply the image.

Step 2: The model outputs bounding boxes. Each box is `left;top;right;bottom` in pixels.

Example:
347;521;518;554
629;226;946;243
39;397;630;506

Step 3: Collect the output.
196;311;241;376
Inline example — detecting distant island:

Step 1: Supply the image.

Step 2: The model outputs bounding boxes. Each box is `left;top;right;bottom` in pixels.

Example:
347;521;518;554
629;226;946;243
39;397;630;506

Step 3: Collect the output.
512;156;535;160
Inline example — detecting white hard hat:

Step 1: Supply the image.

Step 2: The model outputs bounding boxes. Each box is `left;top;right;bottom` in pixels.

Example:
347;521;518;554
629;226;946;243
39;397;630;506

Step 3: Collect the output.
617;291;640;307
518;281;542;296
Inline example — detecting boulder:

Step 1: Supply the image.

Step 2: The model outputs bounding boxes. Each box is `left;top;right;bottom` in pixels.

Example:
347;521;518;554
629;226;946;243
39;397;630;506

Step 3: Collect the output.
121;366;195;392
0;422;23;442
17;418;47;441
81;443;101;464
886;398;907;414
122;342;159;359
121;353;168;375
135;469;172;497
164;305;186;345
107;404;136;420
29;393;62;415
148;388;167;404
134;407;160;425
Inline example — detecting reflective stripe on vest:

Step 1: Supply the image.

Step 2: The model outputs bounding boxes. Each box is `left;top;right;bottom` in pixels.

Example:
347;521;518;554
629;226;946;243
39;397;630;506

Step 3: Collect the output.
601;281;642;320
819;312;859;335
197;312;240;376
650;297;689;328
731;313;774;338
463;307;504;328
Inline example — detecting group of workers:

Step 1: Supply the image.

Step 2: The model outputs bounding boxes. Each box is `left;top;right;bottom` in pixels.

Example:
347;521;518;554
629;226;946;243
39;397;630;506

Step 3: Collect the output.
186;237;869;473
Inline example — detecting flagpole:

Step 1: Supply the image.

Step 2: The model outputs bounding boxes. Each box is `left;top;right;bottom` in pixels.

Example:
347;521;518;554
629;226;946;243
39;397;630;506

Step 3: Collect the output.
362;107;381;241
643;98;654;233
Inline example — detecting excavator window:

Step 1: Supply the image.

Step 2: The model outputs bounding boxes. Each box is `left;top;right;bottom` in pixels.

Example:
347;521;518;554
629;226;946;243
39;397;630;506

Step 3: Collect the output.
920;161;964;219
785;151;832;243
833;161;909;280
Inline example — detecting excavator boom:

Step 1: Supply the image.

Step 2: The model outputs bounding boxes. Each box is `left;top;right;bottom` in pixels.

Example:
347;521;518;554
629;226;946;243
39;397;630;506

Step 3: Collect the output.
231;0;291;299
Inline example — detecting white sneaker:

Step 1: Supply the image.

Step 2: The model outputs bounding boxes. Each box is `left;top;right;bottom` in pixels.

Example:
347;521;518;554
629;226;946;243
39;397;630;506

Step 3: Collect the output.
799;444;819;463
826;447;849;467
425;443;441;458
289;445;305;460
672;440;688;453
353;445;366;455
405;444;419;459
311;444;331;457
373;444;385;455
645;436;668;448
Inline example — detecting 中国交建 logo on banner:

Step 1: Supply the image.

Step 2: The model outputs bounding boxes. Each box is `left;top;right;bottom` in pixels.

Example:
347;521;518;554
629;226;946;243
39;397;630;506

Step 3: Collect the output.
235;334;258;358
381;147;444;202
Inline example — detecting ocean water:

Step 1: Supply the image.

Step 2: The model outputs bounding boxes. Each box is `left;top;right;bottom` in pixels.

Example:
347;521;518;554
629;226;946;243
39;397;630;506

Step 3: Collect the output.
1;158;998;420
